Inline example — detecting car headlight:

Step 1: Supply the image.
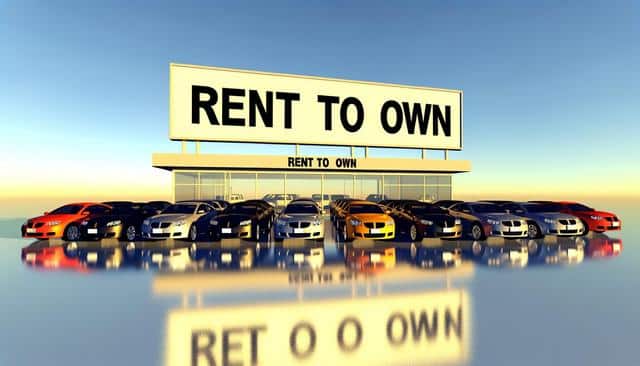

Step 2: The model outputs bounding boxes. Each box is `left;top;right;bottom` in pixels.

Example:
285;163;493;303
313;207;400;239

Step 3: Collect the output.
106;220;122;227
312;219;322;226
175;220;186;226
420;219;433;225
210;219;218;226
239;219;252;226
143;220;150;226
454;219;461;225
590;215;602;220
487;219;500;225
386;219;394;226
350;219;361;226
544;218;555;224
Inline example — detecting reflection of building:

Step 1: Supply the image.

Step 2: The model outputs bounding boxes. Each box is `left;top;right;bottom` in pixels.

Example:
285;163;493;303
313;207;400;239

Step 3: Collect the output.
153;155;470;202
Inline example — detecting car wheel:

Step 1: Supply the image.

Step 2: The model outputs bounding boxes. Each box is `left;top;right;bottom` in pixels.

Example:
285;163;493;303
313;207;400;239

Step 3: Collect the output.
64;224;81;241
410;242;417;260
189;242;198;259
409;224;418;242
471;223;484;241
527;239;540;256
124;224;137;241
189;225;198;241
527;223;540;239
471;241;485;256
580;220;590;235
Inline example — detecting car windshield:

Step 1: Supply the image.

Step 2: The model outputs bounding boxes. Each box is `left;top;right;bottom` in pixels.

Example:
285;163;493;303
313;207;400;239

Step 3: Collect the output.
470;203;506;214
524;203;562;213
568;203;593;211
284;204;318;214
501;203;526;215
224;204;257;215
162;204;196;214
349;204;384;214
49;204;83;215
407;204;446;214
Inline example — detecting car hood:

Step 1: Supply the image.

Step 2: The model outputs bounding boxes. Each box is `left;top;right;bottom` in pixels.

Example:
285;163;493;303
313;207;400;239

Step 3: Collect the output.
216;213;254;226
415;213;456;222
527;212;577;221
477;213;526;222
278;214;321;221
351;213;392;221
586;210;618;218
149;213;194;223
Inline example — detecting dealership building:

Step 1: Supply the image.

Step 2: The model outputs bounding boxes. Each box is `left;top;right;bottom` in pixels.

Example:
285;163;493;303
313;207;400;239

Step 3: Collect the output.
153;64;470;203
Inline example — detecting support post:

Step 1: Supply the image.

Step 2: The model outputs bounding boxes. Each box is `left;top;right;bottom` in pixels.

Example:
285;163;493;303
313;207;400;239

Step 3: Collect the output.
181;141;186;153
444;150;449;160
422;149;426;159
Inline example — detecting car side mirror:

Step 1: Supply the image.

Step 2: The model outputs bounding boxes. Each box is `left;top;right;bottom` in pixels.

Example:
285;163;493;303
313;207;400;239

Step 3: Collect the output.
44;211;49;215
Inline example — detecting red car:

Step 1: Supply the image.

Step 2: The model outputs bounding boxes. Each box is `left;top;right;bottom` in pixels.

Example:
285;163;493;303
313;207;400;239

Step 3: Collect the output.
531;201;621;234
21;202;113;240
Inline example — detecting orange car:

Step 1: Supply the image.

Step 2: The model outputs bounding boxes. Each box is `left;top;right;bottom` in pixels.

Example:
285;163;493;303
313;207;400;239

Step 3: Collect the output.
339;200;395;241
21;202;112;240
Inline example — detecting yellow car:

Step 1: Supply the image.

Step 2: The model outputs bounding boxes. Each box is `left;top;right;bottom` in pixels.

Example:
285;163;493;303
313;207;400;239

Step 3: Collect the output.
340;200;395;241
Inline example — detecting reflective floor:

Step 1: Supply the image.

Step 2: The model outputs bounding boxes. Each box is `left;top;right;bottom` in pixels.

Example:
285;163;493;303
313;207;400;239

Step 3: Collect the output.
2;201;638;366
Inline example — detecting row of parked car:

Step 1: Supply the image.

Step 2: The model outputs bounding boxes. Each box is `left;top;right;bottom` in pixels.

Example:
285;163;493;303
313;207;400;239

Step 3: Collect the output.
21;197;621;243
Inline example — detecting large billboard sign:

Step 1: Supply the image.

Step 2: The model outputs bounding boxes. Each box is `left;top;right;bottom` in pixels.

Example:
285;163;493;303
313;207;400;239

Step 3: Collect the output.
165;290;471;366
169;64;463;150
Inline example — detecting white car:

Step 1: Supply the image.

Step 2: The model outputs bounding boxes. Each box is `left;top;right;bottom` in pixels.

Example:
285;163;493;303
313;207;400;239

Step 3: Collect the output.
274;201;324;241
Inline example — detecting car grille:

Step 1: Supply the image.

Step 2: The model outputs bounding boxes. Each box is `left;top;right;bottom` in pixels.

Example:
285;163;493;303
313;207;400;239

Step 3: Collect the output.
364;222;385;229
559;229;579;234
289;222;311;229
363;233;386;238
502;220;522;227
502;231;523;236
151;222;171;229
558;219;577;225
151;233;171;238
436;219;456;227
289;233;312;238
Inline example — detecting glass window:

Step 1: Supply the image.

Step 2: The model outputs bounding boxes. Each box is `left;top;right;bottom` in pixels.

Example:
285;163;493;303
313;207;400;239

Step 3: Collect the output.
284;204;320;214
349;204;384;214
163;204;197;214
470;203;506;214
175;172;197;185
50;204;83;215
175;185;196;202
568;203;593;211
400;175;423;185
437;186;452;201
84;205;110;214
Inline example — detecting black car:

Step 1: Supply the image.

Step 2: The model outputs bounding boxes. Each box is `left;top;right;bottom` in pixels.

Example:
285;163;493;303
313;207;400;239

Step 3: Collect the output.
366;194;389;203
433;200;464;209
209;200;275;241
388;200;463;241
81;201;158;241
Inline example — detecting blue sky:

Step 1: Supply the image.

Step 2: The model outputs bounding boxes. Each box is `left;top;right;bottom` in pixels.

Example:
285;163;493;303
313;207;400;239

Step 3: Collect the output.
1;0;638;216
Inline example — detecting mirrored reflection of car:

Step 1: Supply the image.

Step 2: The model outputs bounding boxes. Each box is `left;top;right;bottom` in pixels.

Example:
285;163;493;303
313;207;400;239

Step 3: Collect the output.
450;202;529;239
526;237;585;266
126;241;195;271
494;202;585;238
274;239;325;269
275;201;324;241
21;202;113;241
397;240;463;269
339;200;395;241
64;241;128;269
585;233;623;258
463;239;529;268
387;200;463;241
209;200;275;241
141;202;217;241
190;240;266;270
529;201;621;233
81;201;159;241
21;242;87;272
343;240;396;272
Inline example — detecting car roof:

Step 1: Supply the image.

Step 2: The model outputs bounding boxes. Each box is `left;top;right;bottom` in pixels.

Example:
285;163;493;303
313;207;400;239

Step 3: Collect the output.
349;200;377;205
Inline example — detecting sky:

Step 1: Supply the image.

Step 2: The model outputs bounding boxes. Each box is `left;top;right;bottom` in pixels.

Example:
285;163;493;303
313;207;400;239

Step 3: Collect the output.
0;0;638;217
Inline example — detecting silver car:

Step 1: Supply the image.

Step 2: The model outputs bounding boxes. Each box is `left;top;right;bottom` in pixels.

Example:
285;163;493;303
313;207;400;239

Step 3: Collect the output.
451;202;529;239
274;201;324;241
498;202;585;238
141;202;217;241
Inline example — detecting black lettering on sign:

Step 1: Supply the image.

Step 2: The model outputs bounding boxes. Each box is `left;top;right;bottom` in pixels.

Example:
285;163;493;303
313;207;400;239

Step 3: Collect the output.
317;95;340;131
402;102;431;135
340;97;364;133
191;329;216;366
222;327;243;366
249;326;267;366
275;92;300;129
409;310;438;341
221;88;245;126
321;158;329;167
192;85;219;125
288;157;295;168
386;312;408;346
445;306;462;339
433;105;451;136
336;158;357;169
248;90;273;127
380;100;403;134
290;322;316;359
337;317;363;352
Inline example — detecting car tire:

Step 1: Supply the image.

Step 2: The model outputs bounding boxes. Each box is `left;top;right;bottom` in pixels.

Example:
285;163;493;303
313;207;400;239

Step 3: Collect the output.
189;225;198;242
124;224;137;241
527;223;541;239
580;220;590;235
64;224;81;241
471;223;484;241
409;224;418;242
